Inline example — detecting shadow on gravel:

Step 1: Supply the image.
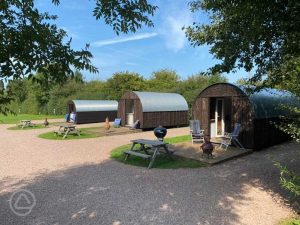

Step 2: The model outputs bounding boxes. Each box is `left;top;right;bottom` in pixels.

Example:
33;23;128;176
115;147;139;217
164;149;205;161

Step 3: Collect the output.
0;141;299;225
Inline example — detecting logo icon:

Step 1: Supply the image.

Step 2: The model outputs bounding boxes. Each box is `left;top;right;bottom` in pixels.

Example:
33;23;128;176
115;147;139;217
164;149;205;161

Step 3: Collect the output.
9;189;36;216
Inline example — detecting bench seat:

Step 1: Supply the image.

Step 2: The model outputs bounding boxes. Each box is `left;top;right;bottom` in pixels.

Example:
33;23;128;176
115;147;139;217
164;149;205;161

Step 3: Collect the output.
124;150;152;159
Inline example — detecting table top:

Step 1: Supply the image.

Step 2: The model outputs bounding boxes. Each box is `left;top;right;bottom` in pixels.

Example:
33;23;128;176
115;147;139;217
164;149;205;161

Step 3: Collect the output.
131;139;166;147
59;125;76;128
20;120;31;122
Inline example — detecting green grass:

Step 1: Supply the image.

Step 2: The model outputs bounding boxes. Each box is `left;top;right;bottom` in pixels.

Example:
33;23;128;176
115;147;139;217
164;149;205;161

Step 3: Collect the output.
38;126;139;140
277;217;300;225
38;128;98;140
111;135;206;169
7;124;47;130
0;114;63;124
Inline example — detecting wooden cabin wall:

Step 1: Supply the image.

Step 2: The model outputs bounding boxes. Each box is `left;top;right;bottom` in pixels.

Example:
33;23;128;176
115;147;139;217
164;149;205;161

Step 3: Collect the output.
118;99;126;126
232;96;254;149
192;97;209;136
118;92;143;126
253;118;292;150
142;111;188;129
76;111;117;124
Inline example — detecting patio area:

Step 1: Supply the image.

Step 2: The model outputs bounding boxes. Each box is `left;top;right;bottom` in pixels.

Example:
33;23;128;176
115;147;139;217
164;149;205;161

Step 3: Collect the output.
170;140;253;165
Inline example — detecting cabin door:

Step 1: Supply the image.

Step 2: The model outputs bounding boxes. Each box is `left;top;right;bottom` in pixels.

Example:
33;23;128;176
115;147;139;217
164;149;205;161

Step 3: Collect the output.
215;98;225;137
125;100;134;126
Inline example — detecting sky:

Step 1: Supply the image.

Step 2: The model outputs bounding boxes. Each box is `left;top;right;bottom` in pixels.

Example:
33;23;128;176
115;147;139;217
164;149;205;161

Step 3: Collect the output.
36;0;249;82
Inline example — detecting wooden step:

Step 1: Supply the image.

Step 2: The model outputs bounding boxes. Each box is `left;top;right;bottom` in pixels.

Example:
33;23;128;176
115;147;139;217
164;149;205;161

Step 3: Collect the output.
124;150;152;159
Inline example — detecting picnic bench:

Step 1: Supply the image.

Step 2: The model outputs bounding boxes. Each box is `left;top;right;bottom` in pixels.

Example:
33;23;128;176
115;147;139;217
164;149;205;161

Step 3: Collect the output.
54;125;81;139
18;120;36;129
124;139;173;169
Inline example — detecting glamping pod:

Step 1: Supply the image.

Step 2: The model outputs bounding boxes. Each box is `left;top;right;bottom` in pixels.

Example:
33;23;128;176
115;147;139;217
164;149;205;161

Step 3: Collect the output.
67;100;118;124
193;83;297;150
118;91;189;129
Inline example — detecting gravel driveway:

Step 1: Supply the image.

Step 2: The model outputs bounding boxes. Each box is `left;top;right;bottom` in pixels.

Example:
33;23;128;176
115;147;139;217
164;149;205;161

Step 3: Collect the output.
0;122;299;225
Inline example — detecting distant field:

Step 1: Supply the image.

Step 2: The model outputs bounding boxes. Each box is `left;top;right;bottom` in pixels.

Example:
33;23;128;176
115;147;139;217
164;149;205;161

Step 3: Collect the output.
0;114;64;124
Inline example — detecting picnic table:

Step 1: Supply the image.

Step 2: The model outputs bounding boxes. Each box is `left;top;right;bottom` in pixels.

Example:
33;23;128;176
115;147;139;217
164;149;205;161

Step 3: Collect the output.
124;139;173;169
54;125;80;139
18;120;36;129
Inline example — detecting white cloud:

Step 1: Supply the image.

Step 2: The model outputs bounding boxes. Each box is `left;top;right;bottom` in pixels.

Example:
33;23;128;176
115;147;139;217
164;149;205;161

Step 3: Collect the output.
92;33;158;47
157;0;193;52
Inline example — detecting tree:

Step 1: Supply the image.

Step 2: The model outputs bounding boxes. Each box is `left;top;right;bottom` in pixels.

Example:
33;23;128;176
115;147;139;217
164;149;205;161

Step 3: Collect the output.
104;71;146;99
185;0;300;84
146;69;180;92
7;79;28;103
0;0;157;113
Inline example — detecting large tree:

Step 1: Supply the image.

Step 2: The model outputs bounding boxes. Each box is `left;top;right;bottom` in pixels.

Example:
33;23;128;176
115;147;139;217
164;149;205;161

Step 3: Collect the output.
103;71;146;100
146;69;180;92
185;0;300;85
0;0;157;113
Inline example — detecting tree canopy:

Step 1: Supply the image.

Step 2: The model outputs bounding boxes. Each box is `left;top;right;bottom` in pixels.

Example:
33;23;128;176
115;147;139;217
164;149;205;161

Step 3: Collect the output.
185;0;300;85
6;70;227;115
0;0;157;114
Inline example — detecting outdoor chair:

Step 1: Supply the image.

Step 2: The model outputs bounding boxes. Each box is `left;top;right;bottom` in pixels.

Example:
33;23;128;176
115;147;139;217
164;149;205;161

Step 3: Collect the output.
219;123;245;150
113;118;121;128
190;120;205;144
129;120;140;130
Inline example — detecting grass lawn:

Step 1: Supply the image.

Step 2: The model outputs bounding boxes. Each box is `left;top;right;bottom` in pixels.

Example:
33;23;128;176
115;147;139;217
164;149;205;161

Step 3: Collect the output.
39;126;141;140
0;114;63;124
111;135;206;169
277;217;300;225
38;128;98;140
7;124;48;130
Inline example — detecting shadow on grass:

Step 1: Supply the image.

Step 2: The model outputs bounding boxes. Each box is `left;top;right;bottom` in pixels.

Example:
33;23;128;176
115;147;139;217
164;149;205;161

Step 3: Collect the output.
111;143;205;169
110;135;204;169
38;127;142;140
38;131;98;140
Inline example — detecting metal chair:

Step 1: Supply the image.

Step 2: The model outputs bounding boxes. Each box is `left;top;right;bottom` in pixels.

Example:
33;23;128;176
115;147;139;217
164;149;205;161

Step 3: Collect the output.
190;120;205;144
219;123;245;150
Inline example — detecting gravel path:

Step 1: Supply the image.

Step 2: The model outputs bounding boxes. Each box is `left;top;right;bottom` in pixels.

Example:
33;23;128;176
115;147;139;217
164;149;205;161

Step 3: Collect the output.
0;122;299;225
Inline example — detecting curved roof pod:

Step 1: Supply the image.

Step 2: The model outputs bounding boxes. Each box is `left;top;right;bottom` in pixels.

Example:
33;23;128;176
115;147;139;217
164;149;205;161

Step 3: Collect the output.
198;83;298;119
133;91;188;112
70;100;118;112
240;86;298;119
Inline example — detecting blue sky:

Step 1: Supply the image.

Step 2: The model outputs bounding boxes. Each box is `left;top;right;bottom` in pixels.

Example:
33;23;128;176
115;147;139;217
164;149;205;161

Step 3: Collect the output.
36;0;248;82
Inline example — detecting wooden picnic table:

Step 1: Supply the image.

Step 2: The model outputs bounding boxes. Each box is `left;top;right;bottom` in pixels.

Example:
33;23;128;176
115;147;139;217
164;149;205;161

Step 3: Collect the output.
124;139;173;169
54;125;80;139
18;120;35;129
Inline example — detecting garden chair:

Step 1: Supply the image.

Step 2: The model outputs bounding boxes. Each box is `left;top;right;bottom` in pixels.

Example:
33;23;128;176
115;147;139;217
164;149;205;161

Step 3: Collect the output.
219;123;245;150
190;120;205;144
129;120;140;130
113;118;121;128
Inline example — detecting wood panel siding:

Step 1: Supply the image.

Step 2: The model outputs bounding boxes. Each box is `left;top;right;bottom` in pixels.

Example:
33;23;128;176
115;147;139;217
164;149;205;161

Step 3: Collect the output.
232;96;254;149
143;111;188;129
199;83;245;98
253;118;292;150
118;91;189;129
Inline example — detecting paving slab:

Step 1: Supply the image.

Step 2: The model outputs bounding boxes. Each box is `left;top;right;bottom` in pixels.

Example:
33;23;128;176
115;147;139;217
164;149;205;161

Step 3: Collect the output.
171;142;253;165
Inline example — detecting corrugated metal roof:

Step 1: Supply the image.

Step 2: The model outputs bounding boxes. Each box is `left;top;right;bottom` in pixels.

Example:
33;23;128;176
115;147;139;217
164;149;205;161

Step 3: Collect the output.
133;91;188;112
71;100;118;112
237;85;298;119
